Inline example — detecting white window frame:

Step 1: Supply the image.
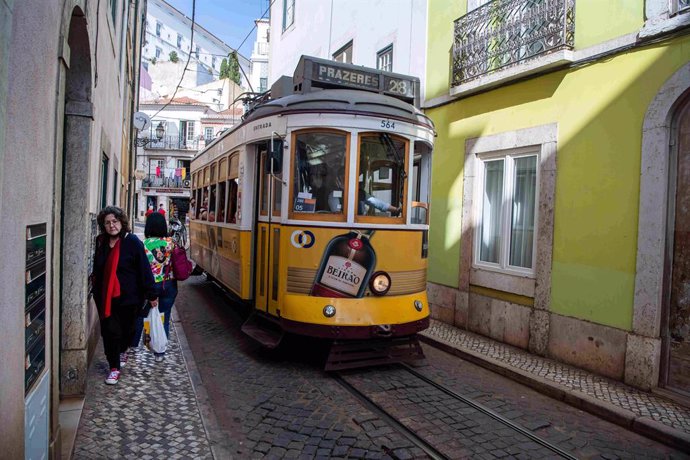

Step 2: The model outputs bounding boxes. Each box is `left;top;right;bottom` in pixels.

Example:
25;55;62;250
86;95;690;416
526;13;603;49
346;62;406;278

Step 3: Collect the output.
473;146;540;277
186;122;196;141
467;0;491;12
204;127;214;140
283;0;295;31
333;41;353;64
377;45;393;72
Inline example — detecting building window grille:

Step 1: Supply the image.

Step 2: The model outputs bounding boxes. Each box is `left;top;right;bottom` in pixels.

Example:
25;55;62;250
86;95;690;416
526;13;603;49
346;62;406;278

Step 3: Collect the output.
475;148;539;274
283;0;295;31
259;77;268;92
453;0;575;85
212;56;217;69
333;41;353;64
195;45;200;58
377;45;393;72
155;22;162;37
205;127;214;141
177;33;183;48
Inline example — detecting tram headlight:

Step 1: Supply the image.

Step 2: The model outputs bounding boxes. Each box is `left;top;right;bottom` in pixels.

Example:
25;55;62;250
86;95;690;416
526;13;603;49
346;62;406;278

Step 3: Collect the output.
414;300;424;312
323;305;336;318
369;271;391;296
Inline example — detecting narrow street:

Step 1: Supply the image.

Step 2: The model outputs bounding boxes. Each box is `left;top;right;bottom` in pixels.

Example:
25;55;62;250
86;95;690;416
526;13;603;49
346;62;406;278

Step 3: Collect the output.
175;277;688;459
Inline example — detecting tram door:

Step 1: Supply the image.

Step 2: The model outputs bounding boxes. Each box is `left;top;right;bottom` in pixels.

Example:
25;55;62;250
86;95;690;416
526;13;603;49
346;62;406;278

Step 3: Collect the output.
254;145;283;317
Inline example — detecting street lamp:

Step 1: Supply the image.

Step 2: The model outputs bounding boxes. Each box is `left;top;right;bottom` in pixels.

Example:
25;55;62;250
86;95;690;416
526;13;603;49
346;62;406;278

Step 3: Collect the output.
135;122;165;146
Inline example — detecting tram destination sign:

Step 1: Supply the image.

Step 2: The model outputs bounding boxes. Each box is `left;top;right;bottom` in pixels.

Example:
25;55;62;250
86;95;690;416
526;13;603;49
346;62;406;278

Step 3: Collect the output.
293;56;419;107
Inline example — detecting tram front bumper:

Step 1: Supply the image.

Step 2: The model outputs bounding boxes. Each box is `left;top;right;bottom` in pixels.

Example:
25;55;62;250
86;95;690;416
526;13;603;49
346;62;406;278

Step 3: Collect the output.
279;292;430;339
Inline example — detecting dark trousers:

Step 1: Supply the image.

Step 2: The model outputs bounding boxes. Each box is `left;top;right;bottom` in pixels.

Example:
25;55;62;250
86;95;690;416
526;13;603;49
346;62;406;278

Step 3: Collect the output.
100;301;137;370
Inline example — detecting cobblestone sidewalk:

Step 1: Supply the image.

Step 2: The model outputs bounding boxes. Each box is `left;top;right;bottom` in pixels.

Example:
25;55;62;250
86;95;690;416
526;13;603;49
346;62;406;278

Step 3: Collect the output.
420;319;690;450
72;318;212;459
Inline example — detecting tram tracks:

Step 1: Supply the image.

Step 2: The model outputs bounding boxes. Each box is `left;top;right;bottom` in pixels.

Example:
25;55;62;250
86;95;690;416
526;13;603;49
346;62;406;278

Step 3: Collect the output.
333;364;578;460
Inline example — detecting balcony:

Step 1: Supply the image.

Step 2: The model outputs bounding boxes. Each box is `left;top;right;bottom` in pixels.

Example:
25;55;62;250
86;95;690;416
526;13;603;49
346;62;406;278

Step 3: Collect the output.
144;135;199;151
141;173;190;189
452;0;575;89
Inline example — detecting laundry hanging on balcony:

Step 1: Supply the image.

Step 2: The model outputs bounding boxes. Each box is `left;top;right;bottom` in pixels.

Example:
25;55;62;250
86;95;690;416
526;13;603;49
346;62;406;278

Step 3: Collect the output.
156;166;161;177
175;168;182;177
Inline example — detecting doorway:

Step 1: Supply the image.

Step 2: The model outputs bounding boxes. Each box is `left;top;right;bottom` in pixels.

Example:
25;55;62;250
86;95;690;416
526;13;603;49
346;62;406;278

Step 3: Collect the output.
663;94;690;396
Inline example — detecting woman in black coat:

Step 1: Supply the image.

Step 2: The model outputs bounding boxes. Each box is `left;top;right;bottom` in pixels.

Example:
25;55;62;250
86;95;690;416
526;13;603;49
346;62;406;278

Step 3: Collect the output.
92;206;157;384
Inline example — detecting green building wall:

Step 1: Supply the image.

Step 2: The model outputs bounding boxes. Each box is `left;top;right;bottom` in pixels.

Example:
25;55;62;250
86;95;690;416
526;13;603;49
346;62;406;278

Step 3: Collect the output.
424;0;690;332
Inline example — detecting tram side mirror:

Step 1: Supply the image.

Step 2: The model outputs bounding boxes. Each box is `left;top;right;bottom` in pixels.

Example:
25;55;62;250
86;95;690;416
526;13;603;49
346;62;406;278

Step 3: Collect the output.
266;139;283;174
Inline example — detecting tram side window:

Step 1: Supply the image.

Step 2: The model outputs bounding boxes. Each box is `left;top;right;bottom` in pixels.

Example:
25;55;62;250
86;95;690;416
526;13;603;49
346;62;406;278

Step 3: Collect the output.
208;184;217;222
227;179;238;223
293;132;347;214
217;180;226;223
357;134;406;218
227;154;239;223
411;141;432;224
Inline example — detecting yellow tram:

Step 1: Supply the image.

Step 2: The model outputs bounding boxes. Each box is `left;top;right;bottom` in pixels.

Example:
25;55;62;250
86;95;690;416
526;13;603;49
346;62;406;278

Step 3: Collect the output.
189;57;435;368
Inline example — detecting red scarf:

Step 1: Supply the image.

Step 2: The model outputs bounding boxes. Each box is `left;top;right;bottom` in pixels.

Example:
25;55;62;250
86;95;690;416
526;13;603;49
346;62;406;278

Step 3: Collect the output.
102;238;121;318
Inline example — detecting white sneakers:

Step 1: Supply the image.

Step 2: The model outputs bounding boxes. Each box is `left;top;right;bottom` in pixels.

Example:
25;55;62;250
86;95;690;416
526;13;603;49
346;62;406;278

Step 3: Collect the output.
105;368;120;385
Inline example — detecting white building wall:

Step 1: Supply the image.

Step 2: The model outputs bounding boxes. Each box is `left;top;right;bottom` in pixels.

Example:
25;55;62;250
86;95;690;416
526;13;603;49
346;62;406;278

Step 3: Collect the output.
250;18;270;92
268;0;427;95
135;104;204;221
1;0;142;455
142;0;250;87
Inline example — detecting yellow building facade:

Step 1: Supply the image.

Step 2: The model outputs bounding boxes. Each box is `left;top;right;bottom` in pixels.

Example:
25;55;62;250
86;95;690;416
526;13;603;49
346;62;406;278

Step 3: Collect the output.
425;0;690;396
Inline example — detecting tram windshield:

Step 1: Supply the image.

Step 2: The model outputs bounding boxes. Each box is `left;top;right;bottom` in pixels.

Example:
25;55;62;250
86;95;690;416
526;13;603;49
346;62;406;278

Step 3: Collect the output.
293;132;347;214
357;134;406;218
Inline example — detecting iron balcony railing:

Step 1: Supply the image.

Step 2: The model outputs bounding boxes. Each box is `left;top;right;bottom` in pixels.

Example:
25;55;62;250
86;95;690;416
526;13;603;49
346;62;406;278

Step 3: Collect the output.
452;0;575;86
141;173;191;189
145;135;199;151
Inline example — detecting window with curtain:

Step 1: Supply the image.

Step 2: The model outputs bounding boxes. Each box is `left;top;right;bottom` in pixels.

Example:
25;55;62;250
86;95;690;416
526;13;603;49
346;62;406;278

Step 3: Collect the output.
476;150;538;273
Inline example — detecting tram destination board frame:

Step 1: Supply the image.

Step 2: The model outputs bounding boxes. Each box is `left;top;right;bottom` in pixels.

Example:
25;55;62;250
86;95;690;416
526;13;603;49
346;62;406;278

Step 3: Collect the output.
25;223;47;394
292;55;420;107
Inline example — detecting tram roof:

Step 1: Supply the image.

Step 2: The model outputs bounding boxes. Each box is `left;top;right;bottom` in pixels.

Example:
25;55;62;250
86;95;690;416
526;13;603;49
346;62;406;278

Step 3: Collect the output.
242;88;434;129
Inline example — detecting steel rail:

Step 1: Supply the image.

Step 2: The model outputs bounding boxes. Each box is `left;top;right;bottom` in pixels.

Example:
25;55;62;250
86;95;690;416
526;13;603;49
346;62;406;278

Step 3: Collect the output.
400;364;578;460
331;372;449;460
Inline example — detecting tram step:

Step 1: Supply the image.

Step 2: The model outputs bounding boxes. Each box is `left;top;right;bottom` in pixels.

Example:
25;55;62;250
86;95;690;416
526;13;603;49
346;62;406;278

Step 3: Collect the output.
325;335;426;371
241;313;284;349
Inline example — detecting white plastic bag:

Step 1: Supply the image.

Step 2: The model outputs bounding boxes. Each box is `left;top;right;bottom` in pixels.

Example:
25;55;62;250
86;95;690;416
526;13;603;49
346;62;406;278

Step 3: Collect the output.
146;309;168;354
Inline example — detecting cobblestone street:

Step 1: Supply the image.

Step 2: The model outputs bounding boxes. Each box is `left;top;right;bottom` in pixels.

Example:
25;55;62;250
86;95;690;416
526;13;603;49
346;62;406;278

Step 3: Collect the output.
176;277;426;459
174;277;689;459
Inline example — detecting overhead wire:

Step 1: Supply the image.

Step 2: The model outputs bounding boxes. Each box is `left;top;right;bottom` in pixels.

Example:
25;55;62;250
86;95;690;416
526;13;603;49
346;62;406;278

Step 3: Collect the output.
148;0;276;120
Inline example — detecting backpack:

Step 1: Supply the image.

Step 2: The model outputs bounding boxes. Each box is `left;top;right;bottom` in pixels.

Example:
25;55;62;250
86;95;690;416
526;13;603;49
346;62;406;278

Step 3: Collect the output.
171;246;193;281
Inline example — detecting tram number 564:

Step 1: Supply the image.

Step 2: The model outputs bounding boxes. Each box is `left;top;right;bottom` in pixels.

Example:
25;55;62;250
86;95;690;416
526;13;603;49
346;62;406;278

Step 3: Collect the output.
380;119;396;130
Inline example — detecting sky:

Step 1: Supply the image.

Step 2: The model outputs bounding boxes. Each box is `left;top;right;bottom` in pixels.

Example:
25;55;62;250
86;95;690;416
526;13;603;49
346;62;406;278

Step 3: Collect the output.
165;0;271;58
